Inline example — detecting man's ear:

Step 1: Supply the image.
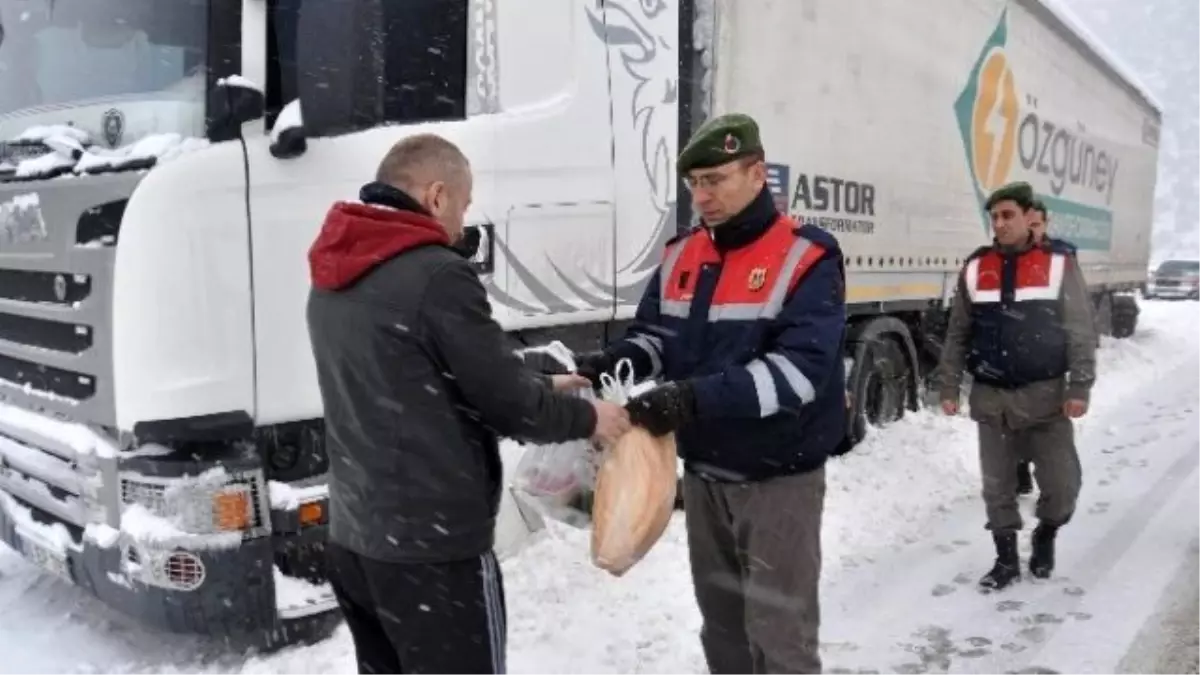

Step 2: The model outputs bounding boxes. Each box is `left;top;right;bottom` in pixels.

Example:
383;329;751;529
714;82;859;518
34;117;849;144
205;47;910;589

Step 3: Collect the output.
750;160;768;185
423;180;444;213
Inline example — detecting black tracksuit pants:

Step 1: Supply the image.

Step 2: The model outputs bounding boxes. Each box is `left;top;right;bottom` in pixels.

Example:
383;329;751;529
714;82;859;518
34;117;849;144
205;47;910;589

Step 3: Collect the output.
326;543;508;674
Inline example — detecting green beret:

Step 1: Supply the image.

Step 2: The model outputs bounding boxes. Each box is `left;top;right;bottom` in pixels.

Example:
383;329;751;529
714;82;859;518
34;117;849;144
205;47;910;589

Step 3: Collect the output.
678;113;764;174
984;181;1035;211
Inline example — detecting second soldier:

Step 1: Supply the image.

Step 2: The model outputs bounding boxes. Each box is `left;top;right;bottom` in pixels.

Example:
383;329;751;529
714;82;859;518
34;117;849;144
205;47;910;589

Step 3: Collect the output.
936;181;1097;591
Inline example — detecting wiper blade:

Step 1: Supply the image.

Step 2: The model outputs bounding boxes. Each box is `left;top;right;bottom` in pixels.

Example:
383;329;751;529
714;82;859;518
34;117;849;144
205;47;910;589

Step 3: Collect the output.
0;140;52;166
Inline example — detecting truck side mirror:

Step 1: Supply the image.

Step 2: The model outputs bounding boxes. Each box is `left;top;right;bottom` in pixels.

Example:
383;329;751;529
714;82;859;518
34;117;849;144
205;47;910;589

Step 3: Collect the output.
270;99;307;159
207;76;265;143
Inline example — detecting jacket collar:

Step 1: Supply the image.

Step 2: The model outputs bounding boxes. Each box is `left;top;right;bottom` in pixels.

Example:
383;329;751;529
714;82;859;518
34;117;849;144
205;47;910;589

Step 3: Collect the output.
706;185;779;252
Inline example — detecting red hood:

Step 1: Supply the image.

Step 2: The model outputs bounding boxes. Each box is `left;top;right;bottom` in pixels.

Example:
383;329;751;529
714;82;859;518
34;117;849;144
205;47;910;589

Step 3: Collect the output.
308;202;450;290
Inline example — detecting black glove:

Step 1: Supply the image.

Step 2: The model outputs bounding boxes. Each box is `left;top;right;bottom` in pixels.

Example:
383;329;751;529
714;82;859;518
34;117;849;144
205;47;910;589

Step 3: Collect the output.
574;350;614;390
625;381;696;437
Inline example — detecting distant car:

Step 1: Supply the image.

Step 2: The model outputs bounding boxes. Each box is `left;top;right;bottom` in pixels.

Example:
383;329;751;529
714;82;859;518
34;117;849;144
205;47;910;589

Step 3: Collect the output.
1145;260;1200;300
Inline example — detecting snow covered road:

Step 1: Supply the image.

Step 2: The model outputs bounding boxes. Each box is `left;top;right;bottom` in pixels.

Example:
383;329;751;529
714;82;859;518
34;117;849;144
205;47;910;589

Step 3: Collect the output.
818;314;1200;674
1;300;1197;674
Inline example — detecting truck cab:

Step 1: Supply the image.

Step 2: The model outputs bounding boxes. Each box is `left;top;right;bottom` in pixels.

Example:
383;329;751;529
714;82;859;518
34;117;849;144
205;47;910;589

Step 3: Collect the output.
0;0;696;642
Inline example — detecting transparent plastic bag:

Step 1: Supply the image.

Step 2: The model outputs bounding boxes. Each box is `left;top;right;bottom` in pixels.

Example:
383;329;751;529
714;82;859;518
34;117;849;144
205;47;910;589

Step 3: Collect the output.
590;361;678;576
511;341;601;528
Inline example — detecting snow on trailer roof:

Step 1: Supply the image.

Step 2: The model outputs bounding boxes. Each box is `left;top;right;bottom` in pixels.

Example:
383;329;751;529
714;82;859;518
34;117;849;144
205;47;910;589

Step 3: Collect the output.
1030;0;1164;115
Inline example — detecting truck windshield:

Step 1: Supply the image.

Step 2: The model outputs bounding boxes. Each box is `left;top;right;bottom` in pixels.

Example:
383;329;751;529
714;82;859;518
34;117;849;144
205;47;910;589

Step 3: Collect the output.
0;0;207;138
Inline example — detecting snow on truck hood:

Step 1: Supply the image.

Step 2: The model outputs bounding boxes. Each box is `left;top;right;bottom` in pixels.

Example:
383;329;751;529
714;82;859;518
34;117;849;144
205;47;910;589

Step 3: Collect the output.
1;124;209;182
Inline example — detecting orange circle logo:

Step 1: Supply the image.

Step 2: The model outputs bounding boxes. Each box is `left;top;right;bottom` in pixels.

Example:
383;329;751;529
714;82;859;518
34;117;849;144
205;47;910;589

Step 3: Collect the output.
970;49;1019;192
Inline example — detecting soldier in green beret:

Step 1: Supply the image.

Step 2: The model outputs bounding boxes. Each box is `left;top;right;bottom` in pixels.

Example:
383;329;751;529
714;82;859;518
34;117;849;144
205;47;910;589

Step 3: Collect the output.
677;112;770;223
937;181;1097;591
576;112;848;673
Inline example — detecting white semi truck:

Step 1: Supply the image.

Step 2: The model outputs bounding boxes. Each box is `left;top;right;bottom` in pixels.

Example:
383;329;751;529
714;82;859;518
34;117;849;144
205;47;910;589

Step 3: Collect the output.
0;0;1160;644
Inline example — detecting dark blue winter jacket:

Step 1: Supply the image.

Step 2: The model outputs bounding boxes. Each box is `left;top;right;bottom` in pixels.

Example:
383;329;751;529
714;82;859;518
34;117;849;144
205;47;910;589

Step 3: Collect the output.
608;187;847;482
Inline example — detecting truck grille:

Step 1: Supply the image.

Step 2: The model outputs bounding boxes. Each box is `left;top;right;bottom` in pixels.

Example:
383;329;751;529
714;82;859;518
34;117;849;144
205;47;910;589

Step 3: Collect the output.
0;269;91;305
0;175;140;426
0;312;93;353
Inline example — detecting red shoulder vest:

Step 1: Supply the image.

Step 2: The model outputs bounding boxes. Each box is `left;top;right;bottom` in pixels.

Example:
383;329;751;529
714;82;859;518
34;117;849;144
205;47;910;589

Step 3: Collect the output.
658;215;826;321
965;247;1067;304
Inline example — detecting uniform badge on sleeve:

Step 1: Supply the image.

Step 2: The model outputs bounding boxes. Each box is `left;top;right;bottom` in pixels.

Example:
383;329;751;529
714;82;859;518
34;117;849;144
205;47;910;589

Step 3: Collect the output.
748;266;768;291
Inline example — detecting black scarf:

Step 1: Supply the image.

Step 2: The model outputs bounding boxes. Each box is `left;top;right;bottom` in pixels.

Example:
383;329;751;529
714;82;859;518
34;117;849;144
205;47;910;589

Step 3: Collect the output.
708;185;779;252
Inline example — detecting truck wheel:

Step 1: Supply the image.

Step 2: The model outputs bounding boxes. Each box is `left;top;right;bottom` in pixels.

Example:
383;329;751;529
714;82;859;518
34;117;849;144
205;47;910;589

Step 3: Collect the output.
1111;295;1139;339
848;336;913;446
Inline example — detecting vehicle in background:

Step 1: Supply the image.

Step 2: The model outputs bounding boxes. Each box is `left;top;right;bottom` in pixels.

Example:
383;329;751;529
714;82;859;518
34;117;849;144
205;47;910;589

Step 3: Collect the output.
1144;260;1200;300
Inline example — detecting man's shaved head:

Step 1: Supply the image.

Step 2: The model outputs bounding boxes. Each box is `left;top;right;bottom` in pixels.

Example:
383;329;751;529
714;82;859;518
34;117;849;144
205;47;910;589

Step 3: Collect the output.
375;133;474;241
376;133;471;193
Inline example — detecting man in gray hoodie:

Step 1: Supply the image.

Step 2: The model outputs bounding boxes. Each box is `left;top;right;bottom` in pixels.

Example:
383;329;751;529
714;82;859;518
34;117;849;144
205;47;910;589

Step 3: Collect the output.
307;133;630;673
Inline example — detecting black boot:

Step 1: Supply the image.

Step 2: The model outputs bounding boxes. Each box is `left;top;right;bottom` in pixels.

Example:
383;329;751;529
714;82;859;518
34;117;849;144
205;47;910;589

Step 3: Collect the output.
979;531;1021;591
1016;462;1033;495
1029;523;1059;579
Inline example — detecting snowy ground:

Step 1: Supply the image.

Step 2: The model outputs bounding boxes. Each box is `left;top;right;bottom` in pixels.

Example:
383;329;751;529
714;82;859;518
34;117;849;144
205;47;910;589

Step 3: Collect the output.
1;300;1197;674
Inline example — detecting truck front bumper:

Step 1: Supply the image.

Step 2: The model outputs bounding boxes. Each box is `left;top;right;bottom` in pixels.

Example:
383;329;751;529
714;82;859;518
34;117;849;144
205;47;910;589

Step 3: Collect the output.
0;501;336;636
0;402;338;639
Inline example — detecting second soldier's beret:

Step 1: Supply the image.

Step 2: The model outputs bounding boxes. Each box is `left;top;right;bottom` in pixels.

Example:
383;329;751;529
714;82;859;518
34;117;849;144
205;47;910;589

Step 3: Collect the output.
984;181;1036;211
678;113;764;174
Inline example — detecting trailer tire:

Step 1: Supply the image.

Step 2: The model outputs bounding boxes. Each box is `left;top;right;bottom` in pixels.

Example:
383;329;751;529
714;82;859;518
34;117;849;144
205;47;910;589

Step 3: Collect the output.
1111;295;1139;339
847;334;915;448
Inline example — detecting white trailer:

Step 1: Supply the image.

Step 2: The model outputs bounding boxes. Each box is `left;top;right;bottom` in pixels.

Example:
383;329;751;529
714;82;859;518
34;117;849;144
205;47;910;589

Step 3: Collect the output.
0;0;1160;643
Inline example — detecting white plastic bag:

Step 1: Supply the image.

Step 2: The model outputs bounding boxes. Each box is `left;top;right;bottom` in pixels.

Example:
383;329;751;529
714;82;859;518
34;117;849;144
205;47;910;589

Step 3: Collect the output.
511;341;602;528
